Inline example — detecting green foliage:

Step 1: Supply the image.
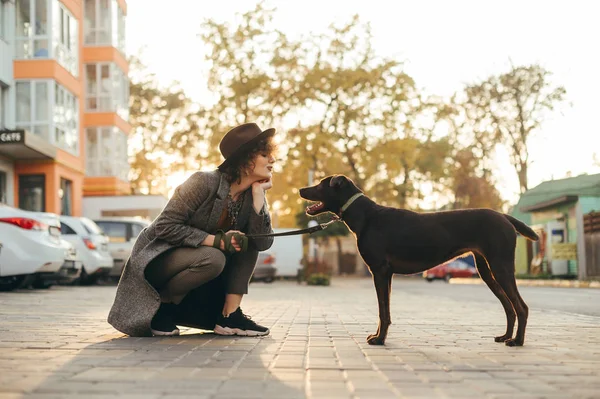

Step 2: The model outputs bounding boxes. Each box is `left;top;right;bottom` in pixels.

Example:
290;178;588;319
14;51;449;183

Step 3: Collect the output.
306;273;331;286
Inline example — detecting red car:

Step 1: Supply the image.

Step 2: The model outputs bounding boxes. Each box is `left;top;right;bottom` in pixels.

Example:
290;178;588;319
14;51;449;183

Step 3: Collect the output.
423;258;478;282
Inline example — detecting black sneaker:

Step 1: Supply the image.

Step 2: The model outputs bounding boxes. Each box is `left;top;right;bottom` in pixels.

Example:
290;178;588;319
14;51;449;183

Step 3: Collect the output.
214;307;269;336
151;303;180;336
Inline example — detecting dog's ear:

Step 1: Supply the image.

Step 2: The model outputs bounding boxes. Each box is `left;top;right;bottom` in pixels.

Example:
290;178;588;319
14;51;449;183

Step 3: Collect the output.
329;175;346;189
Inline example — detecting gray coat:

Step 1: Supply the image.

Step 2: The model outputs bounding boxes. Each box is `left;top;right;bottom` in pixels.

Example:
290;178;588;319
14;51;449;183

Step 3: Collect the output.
107;170;274;336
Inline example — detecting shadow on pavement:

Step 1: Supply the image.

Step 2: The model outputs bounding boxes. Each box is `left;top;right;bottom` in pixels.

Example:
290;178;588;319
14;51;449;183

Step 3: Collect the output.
20;332;305;399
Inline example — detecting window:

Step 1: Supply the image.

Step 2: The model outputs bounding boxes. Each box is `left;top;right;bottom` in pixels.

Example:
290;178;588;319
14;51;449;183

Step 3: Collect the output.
15;0;50;59
0;0;5;41
131;223;144;239
60;222;77;235
15;80;50;140
54;82;78;153
18;174;45;212
95;221;126;243
0;84;7;129
52;0;78;76
60;177;72;215
15;80;79;154
85;62;129;119
85;127;128;180
15;0;78;77
84;0;126;54
0;171;7;204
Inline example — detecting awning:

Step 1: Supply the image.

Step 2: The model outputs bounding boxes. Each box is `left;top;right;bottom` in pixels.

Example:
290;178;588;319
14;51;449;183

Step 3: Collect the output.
0;129;56;160
520;195;578;212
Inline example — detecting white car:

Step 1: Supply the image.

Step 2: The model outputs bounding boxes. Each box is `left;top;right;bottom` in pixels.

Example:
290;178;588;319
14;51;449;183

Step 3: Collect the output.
0;205;78;291
94;217;151;279
59;216;113;284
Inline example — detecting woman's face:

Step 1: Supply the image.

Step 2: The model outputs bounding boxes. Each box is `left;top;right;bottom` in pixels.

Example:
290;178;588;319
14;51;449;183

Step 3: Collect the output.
248;152;275;181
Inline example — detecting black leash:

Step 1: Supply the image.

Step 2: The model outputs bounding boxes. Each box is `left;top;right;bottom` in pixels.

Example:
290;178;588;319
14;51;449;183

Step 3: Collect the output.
245;218;341;238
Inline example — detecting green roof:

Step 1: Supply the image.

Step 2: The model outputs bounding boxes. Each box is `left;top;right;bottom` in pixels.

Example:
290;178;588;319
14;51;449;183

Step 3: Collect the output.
510;173;600;223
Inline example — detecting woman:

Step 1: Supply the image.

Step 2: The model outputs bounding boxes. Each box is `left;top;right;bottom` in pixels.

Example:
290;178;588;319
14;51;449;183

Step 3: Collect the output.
108;123;276;337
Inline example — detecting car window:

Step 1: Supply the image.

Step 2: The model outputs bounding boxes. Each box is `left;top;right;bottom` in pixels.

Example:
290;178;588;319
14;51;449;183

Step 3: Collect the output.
60;222;77;235
131;223;145;239
80;217;103;235
95;222;127;243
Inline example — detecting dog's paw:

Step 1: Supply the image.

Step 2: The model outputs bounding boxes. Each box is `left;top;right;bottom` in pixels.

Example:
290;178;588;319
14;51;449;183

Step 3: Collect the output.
494;334;511;343
504;338;524;347
367;334;385;346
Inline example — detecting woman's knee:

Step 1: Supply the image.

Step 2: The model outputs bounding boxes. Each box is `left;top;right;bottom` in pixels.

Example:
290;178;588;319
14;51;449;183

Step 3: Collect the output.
189;247;226;277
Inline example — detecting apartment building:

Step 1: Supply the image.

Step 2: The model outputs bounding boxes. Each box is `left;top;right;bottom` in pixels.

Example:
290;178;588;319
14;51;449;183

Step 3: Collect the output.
0;0;130;215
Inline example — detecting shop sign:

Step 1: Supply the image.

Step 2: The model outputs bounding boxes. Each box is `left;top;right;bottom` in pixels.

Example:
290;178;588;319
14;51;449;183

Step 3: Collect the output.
0;130;25;144
551;243;577;260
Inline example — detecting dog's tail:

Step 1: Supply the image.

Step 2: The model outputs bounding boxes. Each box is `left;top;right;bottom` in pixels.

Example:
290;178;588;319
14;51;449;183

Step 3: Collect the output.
504;214;539;241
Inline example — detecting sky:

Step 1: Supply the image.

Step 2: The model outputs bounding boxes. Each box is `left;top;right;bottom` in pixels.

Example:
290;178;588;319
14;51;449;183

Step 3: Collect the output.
125;0;600;205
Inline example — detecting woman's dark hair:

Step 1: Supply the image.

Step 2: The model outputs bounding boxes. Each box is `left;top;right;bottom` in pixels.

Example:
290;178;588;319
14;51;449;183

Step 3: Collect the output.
221;136;277;184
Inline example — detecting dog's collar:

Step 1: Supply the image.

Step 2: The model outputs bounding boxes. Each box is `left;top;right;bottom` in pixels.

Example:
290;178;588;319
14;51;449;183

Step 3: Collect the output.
339;193;364;217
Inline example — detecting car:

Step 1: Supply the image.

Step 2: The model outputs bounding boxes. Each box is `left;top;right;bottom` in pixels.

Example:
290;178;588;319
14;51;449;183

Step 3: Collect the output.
30;211;83;288
93;217;151;279
0;204;77;291
251;251;277;283
423;258;479;282
59;216;113;285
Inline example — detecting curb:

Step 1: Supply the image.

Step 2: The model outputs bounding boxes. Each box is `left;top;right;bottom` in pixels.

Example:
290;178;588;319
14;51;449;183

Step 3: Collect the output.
450;278;600;289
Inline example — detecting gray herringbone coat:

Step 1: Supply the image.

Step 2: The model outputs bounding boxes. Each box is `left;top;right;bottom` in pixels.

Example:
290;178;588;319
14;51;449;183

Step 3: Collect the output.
107;170;274;336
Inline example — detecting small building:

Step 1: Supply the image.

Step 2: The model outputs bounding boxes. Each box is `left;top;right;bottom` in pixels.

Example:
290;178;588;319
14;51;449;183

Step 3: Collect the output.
511;173;600;279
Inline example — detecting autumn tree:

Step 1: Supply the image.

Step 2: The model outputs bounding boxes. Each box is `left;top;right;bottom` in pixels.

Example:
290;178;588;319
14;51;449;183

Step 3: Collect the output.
128;56;206;196
461;64;566;194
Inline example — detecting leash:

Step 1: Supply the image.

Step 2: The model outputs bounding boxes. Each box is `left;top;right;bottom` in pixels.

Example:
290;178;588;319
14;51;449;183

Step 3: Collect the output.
245;217;342;238
245;193;363;239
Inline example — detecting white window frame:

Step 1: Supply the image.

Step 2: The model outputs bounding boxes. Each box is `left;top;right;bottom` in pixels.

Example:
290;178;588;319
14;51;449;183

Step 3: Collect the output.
85;126;128;181
85;62;129;119
15;79;51;140
52;0;78;77
83;0;126;54
14;0;51;59
14;0;78;77
15;79;79;155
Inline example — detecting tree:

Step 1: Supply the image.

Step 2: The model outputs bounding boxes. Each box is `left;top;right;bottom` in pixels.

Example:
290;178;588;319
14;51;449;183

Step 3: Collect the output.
448;148;505;210
128;56;206;196
462;64;566;193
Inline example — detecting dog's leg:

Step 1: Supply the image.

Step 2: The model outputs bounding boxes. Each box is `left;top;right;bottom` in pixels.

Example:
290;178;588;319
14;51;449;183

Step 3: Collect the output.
489;261;529;347
473;252;515;343
367;271;392;345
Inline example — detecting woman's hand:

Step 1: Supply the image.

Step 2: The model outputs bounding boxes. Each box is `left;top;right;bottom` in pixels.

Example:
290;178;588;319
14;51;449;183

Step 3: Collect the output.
225;230;245;252
252;178;272;213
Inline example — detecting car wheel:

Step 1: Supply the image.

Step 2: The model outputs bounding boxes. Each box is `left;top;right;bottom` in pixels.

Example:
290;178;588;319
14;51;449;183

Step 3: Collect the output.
78;267;97;286
264;277;274;283
444;274;451;282
425;277;434;282
0;275;26;292
32;279;53;289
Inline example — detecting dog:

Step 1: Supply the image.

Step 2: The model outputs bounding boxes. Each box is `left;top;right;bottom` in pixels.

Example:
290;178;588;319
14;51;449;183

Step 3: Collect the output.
299;175;539;346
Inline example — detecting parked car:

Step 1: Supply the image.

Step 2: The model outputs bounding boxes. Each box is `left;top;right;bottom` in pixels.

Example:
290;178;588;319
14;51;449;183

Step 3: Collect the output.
423;258;478;282
93;217;151;279
0;205;77;291
251;251;277;283
59;216;113;285
30;211;83;288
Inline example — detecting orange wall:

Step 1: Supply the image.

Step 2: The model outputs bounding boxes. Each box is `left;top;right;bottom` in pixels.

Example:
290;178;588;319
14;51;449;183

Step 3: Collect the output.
83;47;129;74
83;112;131;133
13;60;82;97
14;161;85;216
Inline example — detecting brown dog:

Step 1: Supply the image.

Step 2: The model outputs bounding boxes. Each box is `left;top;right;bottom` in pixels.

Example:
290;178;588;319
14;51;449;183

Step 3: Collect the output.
299;175;539;346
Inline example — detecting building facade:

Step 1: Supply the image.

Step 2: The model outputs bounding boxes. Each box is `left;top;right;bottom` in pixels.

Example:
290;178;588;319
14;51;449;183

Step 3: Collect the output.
0;0;130;215
512;173;600;279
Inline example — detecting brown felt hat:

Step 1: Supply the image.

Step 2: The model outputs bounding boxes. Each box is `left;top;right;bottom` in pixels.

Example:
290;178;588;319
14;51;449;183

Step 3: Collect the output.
217;123;276;170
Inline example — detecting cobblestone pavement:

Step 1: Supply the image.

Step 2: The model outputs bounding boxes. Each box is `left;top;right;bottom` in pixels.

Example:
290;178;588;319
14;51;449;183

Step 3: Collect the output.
0;277;599;399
